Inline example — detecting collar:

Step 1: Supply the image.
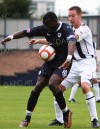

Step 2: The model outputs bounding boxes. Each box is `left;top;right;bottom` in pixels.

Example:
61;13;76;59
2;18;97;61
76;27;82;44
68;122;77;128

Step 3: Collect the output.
55;21;62;32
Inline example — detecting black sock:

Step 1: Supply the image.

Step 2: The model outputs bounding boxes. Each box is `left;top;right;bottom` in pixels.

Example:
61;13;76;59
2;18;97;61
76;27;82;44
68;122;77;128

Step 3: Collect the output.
54;91;66;110
27;90;40;112
25;115;31;122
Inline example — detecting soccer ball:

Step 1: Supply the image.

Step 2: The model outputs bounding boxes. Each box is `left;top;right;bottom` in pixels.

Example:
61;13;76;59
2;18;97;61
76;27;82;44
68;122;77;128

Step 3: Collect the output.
39;45;56;61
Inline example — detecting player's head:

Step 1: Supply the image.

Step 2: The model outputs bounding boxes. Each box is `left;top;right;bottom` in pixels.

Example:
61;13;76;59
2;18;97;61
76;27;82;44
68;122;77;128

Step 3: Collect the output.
43;12;59;32
68;6;82;28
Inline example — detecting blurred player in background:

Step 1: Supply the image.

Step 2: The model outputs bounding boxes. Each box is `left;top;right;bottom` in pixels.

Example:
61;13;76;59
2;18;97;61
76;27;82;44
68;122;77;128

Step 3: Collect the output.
1;12;76;128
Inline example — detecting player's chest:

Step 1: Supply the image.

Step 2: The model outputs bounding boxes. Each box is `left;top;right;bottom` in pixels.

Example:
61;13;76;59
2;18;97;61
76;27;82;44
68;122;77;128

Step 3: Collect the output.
46;32;66;47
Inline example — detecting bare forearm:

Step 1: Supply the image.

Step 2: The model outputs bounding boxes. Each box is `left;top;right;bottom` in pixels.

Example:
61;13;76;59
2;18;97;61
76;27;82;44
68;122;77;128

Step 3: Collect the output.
13;31;26;39
68;41;75;56
35;39;48;44
1;30;26;44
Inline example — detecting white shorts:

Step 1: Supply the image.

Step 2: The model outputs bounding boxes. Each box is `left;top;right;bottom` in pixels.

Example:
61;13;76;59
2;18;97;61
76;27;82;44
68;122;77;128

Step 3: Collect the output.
61;58;96;88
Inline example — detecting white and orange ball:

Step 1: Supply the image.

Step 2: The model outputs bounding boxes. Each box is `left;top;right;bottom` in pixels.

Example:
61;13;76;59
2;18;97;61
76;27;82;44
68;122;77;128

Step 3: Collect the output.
39;45;56;61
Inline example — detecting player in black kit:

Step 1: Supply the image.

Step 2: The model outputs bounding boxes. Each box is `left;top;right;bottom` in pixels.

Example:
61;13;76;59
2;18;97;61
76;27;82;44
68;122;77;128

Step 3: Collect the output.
1;12;76;128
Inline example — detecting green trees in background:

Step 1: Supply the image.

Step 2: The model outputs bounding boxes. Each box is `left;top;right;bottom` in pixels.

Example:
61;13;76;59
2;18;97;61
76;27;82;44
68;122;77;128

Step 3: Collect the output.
0;0;32;19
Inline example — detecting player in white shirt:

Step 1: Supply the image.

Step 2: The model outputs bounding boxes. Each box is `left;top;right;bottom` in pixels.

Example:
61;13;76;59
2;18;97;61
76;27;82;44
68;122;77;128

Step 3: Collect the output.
49;6;100;128
69;42;100;103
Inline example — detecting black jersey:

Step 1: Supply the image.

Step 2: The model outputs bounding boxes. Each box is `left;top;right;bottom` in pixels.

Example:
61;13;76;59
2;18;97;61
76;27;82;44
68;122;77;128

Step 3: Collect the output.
23;22;75;68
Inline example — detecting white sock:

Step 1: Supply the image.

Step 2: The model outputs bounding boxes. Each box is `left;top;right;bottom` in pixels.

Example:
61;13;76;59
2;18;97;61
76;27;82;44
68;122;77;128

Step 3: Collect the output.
93;83;100;101
84;91;98;121
26;110;32;116
54;98;64;123
69;83;79;100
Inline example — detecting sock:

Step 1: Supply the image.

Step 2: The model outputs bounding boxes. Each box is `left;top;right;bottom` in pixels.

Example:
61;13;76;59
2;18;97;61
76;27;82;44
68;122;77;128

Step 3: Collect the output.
27;90;40;112
54;91;68;110
25;115;31;122
93;83;100;101
69;83;79;100
84;91;98;121
54;98;64;123
25;110;32;122
26;110;32;116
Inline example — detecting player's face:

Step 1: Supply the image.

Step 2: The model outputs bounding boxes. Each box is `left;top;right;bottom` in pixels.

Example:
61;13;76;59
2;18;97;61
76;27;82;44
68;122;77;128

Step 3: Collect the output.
43;19;58;32
68;10;82;28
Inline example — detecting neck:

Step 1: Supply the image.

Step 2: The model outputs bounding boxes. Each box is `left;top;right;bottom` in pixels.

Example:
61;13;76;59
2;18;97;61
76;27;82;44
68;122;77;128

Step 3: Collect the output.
57;22;60;27
74;22;82;29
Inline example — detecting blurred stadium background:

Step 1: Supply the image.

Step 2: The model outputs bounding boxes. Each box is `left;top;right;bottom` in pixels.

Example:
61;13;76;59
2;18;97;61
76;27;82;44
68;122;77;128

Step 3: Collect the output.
0;0;100;86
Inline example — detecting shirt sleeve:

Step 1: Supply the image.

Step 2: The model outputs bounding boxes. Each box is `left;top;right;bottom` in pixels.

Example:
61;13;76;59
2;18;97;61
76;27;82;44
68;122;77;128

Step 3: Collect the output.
66;25;76;43
75;25;91;42
23;25;45;38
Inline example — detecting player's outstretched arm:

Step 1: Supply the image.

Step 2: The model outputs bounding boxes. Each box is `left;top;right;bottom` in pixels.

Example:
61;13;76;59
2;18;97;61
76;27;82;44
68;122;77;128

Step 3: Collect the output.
27;38;49;45
1;31;26;45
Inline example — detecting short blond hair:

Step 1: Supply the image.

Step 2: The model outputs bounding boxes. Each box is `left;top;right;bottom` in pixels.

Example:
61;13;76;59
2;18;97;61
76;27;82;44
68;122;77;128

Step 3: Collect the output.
68;6;82;15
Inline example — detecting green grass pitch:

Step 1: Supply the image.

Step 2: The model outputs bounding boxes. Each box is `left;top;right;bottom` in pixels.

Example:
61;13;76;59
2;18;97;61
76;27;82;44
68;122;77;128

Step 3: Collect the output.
0;86;100;129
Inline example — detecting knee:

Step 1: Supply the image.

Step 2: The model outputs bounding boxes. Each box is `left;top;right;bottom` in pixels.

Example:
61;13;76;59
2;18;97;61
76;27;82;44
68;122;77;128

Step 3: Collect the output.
34;83;44;93
58;84;66;92
92;78;98;83
49;77;61;87
81;82;91;94
48;81;59;93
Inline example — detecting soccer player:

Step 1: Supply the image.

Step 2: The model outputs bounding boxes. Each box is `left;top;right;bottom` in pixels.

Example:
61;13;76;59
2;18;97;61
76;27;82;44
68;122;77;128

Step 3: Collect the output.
1;12;76;128
48;6;100;128
69;42;100;103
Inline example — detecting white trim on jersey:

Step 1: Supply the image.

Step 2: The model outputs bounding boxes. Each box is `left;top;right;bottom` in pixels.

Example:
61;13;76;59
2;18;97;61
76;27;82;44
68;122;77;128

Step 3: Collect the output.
55;21;62;32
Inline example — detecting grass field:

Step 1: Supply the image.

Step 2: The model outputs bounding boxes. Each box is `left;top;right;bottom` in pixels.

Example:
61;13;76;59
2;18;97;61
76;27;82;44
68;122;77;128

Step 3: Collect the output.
0;86;100;129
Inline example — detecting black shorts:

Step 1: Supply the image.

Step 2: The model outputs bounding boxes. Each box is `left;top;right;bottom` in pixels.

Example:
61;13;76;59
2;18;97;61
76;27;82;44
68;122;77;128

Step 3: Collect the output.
38;63;72;79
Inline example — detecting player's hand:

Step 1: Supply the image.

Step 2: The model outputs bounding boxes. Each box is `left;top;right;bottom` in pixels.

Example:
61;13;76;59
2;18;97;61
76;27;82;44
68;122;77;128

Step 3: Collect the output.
1;37;11;45
1;35;13;45
59;59;71;69
27;39;40;45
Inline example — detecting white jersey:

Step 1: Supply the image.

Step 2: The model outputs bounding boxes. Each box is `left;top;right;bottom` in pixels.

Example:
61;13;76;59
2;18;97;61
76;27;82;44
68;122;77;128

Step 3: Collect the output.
73;23;95;60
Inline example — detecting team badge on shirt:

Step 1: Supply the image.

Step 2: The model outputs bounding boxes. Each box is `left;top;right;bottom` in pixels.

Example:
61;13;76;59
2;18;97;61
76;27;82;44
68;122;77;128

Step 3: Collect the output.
58;33;61;37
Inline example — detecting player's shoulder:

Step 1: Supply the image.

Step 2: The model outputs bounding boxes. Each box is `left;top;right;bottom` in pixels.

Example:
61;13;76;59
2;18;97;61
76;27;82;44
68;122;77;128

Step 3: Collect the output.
62;22;71;27
79;23;91;32
62;22;72;30
81;23;90;29
31;24;45;30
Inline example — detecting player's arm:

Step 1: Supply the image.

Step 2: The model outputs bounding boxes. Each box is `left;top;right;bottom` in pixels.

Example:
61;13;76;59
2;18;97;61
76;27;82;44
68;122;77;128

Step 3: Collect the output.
27;38;49;45
59;40;75;69
1;31;26;45
59;27;76;69
1;25;45;45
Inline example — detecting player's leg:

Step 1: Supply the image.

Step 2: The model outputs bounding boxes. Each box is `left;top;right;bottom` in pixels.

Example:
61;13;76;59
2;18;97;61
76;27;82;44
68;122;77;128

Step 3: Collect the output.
48;73;64;126
80;63;100;128
19;76;49;127
48;73;72;128
48;85;67;126
69;82;79;102
19;63;51;127
92;78;100;102
81;80;99;128
48;67;72;126
48;96;64;126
